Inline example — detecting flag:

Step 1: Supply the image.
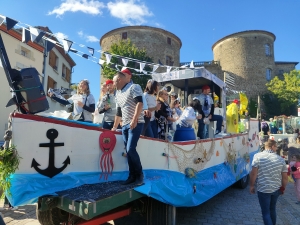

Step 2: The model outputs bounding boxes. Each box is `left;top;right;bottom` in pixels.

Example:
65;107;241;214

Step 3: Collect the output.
140;62;145;72
152;65;159;73
6;17;18;30
87;47;94;56
69;48;78;53
122;58;128;66
190;60;194;69
0;15;5;26
82;54;88;59
105;53;112;64
62;39;73;53
22;28;31;43
46;40;55;52
99;59;105;65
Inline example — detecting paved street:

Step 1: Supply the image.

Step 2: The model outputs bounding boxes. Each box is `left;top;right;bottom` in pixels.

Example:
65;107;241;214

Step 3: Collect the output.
1;182;300;225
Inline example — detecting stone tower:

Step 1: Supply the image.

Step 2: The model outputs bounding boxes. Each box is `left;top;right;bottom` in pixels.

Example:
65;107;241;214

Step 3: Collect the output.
212;30;276;98
100;26;182;75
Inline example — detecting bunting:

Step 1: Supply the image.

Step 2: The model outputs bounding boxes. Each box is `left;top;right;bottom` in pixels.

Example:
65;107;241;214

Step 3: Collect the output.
0;13;205;77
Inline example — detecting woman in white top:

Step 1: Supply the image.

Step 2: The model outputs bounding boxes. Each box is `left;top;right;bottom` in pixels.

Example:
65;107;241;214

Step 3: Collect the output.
49;79;95;123
174;98;202;141
142;79;161;138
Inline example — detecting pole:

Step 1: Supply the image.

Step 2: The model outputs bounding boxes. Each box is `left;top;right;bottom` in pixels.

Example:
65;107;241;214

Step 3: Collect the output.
257;95;260;119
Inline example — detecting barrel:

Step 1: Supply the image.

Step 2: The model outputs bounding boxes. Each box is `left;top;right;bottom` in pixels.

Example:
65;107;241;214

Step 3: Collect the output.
173;126;196;142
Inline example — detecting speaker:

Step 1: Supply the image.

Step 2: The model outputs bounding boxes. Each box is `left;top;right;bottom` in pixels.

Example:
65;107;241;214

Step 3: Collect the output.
17;68;49;114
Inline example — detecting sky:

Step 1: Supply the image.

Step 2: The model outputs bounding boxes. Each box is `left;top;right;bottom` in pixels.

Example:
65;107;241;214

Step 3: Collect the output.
1;0;299;102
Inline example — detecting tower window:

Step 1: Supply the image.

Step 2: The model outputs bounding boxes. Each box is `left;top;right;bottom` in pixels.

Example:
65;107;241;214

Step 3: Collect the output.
264;44;271;56
122;32;127;40
166;56;173;66
167;37;171;45
266;68;272;81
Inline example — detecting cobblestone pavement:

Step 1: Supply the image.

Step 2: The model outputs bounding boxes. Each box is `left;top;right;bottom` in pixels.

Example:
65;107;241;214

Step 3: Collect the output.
1;182;300;225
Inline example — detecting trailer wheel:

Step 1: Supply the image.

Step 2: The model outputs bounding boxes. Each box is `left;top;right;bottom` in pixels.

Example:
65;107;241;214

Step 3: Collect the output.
36;206;68;225
146;198;176;225
236;174;249;189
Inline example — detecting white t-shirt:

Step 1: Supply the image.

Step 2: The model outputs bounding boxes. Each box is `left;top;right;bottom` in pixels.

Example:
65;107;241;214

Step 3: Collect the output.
144;93;156;121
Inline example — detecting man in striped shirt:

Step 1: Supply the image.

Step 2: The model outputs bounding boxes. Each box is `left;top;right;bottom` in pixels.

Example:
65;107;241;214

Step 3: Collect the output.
112;72;145;185
250;139;288;225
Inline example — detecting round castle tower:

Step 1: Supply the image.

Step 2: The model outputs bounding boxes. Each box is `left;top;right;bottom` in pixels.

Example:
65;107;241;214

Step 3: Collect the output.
100;26;182;74
212;30;276;98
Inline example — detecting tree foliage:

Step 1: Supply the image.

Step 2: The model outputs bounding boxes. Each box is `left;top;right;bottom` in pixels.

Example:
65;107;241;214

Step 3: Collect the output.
266;70;300;115
101;39;153;89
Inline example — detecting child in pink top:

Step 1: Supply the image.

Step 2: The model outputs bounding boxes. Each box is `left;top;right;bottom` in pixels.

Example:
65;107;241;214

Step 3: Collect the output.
291;155;300;204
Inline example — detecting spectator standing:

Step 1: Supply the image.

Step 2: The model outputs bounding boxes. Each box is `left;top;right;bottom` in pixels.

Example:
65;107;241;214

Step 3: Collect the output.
112;72;144;185
250;139;288;225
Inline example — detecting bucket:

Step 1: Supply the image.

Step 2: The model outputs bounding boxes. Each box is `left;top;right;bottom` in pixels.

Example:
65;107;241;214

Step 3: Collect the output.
173;127;196;142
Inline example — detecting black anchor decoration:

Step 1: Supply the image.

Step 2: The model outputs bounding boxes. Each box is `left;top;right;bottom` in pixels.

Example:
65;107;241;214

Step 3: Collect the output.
31;129;70;178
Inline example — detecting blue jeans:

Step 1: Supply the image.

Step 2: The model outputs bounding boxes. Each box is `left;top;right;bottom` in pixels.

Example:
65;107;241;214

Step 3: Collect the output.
257;190;280;225
145;120;158;138
0;215;4;225
197;114;223;139
122;123;144;176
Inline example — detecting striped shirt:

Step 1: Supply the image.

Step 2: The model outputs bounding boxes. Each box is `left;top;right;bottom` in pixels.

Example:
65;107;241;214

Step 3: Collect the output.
252;150;288;193
115;82;145;126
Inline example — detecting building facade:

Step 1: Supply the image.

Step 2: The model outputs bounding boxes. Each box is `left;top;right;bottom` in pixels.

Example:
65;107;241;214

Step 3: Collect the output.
0;24;76;140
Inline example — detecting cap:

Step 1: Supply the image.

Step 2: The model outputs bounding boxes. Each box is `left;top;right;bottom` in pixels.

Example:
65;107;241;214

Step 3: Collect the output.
193;97;199;101
233;99;239;104
121;68;132;76
105;80;113;85
170;92;177;96
202;85;210;91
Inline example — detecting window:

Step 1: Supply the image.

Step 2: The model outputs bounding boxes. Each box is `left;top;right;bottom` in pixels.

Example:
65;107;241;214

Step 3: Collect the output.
278;69;284;75
167;37;171;45
62;64;66;78
49;50;59;71
122;32;127;40
264;44;271;56
47;76;57;91
166;56;174;66
266;68;272;81
20;46;31;58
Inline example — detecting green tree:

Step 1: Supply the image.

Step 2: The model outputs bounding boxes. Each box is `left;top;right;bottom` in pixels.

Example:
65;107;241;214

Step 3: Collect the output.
266;70;300;115
101;39;153;89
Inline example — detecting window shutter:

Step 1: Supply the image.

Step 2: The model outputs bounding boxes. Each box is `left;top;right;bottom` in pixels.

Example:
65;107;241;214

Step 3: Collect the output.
49;51;56;67
66;68;71;83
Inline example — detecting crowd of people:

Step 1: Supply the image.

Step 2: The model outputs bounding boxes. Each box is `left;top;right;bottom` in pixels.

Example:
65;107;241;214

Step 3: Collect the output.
95;76;223;141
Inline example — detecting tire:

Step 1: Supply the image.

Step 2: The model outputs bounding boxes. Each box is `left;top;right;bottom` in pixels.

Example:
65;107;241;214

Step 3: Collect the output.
36;205;69;225
236;174;249;189
146;198;176;225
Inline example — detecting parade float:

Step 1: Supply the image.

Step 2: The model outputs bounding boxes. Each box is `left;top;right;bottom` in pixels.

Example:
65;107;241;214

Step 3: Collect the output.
0;30;259;225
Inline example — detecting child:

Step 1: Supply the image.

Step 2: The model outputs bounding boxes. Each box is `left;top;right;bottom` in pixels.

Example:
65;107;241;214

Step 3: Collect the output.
289;155;297;182
291;155;300;204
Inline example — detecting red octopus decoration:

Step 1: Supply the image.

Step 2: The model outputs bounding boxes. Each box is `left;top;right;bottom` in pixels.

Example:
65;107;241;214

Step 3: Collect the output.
99;131;116;180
